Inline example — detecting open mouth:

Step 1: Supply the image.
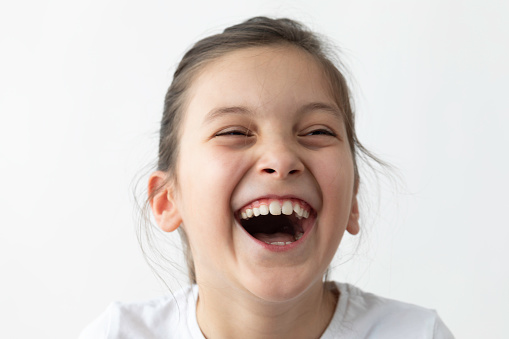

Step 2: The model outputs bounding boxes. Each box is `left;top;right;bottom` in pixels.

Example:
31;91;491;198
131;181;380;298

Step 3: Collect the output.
236;198;314;246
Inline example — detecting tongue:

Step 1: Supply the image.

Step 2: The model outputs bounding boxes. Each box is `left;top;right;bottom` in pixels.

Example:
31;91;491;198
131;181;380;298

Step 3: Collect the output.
253;232;295;243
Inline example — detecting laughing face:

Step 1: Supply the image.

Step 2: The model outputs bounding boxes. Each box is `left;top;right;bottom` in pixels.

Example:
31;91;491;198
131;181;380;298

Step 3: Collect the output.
162;46;359;302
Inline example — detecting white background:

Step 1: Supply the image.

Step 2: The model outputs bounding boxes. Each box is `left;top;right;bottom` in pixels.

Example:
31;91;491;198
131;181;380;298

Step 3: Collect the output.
1;0;508;338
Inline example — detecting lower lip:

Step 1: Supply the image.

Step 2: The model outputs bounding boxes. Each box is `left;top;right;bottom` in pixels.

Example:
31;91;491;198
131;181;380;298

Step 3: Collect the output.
236;216;315;253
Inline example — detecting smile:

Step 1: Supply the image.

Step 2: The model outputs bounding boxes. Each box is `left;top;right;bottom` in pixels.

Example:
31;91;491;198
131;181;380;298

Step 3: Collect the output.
236;198;315;246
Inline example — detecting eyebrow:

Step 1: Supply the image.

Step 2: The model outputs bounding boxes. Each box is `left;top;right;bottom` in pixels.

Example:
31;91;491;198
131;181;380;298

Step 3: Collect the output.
297;102;343;120
203;106;253;125
203;102;342;125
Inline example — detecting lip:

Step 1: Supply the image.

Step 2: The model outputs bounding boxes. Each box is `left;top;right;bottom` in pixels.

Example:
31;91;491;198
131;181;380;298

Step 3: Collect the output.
234;199;317;252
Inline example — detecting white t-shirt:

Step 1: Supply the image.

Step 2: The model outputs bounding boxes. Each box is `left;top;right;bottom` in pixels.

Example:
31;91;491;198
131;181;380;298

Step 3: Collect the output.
79;282;454;338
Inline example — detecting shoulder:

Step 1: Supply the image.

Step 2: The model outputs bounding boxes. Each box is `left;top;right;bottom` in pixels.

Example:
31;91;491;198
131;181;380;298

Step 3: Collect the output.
322;282;454;339
79;285;199;339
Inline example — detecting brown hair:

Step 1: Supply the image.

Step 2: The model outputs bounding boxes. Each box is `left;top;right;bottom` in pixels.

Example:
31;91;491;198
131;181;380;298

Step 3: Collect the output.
141;16;382;285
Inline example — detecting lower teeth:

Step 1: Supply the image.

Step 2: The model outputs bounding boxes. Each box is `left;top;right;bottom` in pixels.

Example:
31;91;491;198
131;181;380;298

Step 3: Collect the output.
265;241;292;246
265;241;293;246
265;233;304;246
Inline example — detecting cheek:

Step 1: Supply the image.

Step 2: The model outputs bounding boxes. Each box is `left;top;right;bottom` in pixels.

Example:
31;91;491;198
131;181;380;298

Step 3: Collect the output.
176;145;249;227
313;150;355;215
314;149;355;188
316;155;355;256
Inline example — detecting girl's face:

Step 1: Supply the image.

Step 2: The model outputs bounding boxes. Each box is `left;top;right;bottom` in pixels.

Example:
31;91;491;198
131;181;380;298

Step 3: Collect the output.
173;46;359;301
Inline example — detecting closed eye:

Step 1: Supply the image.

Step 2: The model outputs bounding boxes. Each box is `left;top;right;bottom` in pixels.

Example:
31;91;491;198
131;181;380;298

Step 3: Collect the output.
304;129;336;137
215;127;253;137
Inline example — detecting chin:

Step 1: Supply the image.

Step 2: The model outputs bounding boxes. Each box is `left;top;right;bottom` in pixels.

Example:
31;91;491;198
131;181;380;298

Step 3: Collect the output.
242;269;321;303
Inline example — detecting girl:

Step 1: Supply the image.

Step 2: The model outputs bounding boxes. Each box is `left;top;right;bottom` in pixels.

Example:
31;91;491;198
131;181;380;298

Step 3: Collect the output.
80;17;454;338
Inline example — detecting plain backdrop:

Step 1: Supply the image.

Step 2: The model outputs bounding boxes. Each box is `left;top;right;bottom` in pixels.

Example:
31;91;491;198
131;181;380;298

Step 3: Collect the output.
1;0;508;338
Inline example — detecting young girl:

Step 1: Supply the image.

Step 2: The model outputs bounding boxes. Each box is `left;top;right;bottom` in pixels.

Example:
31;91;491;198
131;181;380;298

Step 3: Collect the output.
80;17;454;338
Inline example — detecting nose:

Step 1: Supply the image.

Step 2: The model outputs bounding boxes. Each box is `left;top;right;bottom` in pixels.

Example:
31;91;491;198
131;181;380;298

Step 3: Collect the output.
256;139;304;179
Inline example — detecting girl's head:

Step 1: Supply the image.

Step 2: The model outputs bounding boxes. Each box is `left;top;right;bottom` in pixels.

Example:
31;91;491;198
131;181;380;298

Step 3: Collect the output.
146;17;374;299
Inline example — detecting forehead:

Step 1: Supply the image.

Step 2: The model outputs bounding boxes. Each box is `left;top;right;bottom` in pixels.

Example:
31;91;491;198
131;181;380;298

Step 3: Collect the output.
184;46;338;123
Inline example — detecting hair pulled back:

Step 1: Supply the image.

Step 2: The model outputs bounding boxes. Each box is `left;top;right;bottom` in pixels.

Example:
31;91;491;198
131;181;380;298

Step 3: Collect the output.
145;16;375;285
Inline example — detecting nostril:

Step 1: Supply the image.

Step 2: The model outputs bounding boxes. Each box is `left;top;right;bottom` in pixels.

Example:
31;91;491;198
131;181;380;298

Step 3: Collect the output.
262;168;300;175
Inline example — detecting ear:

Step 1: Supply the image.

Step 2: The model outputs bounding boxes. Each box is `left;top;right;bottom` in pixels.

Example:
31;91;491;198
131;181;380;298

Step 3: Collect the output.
346;194;360;235
148;171;182;233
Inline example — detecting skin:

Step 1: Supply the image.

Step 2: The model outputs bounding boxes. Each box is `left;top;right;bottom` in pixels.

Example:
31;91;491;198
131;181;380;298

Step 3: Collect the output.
149;45;360;338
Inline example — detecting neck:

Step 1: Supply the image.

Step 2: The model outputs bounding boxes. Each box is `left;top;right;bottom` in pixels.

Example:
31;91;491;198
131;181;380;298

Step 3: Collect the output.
196;280;338;339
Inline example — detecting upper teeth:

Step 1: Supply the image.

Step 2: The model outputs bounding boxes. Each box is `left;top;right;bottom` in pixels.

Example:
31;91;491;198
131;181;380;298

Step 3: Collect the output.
240;199;310;220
